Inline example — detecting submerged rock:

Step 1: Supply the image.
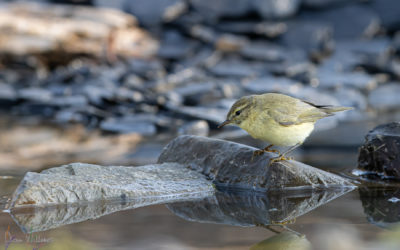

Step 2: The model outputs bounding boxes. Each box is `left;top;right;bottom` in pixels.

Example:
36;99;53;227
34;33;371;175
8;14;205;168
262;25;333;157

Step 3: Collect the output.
8;162;214;209
158;135;355;190
357;122;400;181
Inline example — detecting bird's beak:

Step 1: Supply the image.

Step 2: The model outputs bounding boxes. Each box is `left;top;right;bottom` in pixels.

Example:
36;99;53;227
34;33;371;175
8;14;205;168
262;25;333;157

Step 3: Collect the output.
218;120;231;128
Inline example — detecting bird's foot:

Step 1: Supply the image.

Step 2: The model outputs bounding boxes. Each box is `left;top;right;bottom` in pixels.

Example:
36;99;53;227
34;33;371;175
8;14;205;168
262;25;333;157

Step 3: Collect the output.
263;144;280;154
251;149;265;162
268;154;291;166
271;218;297;226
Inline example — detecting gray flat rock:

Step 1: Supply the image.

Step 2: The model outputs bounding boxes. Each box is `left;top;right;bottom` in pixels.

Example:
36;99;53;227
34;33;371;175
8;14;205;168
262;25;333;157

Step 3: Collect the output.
8;162;214;208
158;135;356;190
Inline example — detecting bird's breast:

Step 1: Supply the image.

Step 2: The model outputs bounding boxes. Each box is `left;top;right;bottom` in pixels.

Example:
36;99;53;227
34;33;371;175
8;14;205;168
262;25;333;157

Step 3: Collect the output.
240;117;315;146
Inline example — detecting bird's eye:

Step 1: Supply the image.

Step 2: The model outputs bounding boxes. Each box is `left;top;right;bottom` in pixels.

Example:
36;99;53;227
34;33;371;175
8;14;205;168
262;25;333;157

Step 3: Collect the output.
235;110;241;116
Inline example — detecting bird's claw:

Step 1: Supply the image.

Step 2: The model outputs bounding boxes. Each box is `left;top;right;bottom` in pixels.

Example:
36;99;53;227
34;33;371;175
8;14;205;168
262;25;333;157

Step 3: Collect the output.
263;145;280;155
251;150;264;162
271;218;296;225
268;155;290;166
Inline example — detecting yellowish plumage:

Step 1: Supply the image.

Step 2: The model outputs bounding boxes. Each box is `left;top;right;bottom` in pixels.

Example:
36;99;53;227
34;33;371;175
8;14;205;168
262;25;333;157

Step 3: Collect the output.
218;93;352;162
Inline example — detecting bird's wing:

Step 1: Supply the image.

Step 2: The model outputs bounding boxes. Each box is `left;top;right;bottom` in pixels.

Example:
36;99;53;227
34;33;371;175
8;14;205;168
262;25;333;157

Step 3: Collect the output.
267;100;331;126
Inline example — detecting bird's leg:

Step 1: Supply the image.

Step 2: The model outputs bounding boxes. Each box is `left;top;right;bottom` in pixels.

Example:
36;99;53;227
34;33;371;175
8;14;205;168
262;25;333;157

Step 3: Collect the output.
269;143;301;165
252;144;279;158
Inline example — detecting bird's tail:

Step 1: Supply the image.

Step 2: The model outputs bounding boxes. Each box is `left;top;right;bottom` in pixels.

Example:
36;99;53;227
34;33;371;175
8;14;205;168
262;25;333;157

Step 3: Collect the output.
321;106;353;114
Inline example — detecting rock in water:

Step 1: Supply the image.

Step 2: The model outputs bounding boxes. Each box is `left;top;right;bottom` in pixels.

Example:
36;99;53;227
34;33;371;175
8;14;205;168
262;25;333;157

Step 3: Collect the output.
8;163;214;208
357;122;400;180
158;135;355;190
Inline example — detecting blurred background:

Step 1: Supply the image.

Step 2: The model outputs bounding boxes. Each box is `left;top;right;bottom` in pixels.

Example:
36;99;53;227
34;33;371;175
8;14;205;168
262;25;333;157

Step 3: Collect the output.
0;0;399;172
0;0;400;249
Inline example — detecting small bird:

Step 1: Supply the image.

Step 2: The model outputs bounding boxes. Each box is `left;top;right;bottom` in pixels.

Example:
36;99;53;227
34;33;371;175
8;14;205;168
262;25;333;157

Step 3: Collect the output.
218;93;352;164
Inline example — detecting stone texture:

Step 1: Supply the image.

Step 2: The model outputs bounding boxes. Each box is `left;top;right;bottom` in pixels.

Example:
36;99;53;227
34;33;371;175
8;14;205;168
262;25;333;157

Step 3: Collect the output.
158;135;355;190
357;122;400;180
167;188;353;226
8;162;214;208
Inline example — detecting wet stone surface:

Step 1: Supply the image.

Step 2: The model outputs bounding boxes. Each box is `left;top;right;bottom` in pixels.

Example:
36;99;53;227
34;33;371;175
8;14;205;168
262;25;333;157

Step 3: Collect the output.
158;135;356;190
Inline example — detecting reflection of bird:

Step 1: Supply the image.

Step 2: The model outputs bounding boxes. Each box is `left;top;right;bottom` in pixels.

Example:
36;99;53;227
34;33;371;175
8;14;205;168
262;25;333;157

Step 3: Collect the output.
218;93;352;164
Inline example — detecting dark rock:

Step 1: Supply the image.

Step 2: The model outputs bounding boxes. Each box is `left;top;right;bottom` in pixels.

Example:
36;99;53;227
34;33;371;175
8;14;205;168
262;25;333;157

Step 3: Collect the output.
189;0;251;22
158;135;356;190
252;0;301;19
100;116;157;135
18;88;53;103
371;0;400;31
123;0;186;26
167;188;352;226
178;120;209;136
357;122;400;180
281;21;333;56
301;4;380;40
368;83;400;110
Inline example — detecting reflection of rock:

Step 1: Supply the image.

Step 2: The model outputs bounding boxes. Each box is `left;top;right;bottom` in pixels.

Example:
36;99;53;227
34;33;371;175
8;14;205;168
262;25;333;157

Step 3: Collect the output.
167;188;353;226
356;122;400;180
359;187;400;228
8;162;214;208
250;231;311;250
158;135;356;190
11;191;210;233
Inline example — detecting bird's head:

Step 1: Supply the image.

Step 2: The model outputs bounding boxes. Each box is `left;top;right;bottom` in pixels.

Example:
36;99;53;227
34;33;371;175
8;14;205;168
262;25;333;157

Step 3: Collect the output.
218;95;253;128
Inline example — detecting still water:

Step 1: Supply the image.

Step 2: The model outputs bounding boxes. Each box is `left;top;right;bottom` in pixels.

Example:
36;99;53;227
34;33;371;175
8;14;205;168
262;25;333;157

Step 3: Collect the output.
0;174;399;250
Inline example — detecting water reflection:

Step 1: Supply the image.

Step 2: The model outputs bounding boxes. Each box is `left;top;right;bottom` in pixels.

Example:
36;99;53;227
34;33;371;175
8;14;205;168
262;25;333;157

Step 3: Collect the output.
359;186;400;228
250;231;311;250
167;188;354;226
9;187;354;236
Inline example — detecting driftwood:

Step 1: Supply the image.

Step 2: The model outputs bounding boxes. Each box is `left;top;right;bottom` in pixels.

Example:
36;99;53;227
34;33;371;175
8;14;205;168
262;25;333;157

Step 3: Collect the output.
0;3;158;62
